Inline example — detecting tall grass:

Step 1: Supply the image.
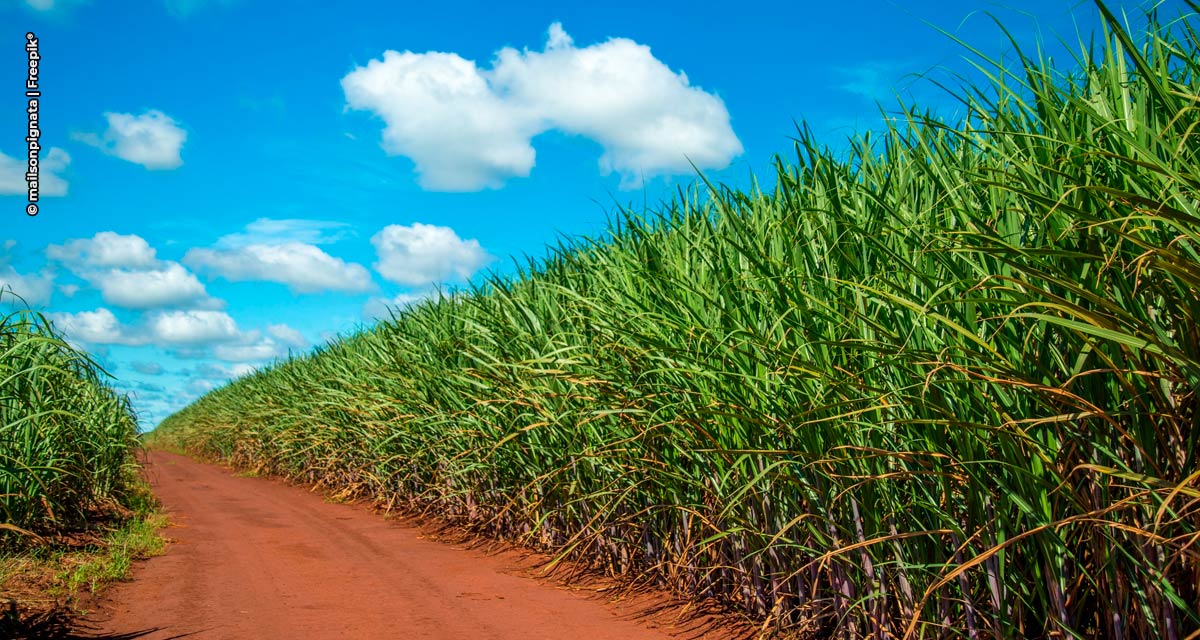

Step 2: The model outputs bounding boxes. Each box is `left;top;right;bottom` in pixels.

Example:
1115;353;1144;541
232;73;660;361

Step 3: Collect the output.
156;5;1199;638
0;292;142;541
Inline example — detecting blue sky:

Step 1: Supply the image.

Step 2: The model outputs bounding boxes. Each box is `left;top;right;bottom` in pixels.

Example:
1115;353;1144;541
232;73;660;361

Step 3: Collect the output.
0;0;1186;428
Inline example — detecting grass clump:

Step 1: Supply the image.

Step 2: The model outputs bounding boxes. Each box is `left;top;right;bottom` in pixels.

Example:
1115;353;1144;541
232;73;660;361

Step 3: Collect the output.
155;4;1199;638
58;492;167;597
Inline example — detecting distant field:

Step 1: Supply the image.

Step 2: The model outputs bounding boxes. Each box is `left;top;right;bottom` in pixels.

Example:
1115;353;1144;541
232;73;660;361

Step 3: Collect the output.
154;6;1199;639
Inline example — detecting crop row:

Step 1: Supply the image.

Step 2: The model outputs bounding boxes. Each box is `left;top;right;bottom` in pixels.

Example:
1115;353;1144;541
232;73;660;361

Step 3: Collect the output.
156;6;1199;638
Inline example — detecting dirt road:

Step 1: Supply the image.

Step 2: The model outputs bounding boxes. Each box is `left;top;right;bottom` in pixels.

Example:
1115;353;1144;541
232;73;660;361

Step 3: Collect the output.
83;451;733;640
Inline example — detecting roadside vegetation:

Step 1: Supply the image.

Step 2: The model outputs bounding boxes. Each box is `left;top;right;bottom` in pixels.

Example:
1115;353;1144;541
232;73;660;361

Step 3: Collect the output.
155;5;1199;638
0;292;159;630
0;482;166;636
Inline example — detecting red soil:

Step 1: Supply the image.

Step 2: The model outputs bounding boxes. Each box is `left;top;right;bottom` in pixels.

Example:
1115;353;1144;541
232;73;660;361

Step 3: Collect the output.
80;451;746;639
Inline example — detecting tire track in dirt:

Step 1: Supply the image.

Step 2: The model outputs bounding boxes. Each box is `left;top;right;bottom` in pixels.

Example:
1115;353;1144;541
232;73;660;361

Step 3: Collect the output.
81;451;739;639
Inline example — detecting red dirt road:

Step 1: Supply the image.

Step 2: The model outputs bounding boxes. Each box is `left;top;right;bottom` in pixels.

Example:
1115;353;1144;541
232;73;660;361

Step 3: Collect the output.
84;451;735;640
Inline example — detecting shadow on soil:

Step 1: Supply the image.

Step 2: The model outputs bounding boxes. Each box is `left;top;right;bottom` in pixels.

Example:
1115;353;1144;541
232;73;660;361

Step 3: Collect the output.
0;603;173;640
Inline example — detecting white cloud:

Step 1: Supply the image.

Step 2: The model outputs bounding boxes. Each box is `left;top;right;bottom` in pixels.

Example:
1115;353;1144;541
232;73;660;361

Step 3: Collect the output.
47;308;142;346
229;362;258;376
48;232;219;309
42;309;280;362
92;262;216;309
342;22;742;191
184;242;372;293
192;362;257;379
213;332;288;362
344;51;534;191
491;24;744;186
267;324;307;348
182;325;306;364
184;219;369;294
75;110;186;170
371;223;490;286
145;310;239;345
0;265;54;306
362;290;435;321
187;378;216;394
216;218;352;248
0;147;69;197
213;342;280;362
47;231;158;269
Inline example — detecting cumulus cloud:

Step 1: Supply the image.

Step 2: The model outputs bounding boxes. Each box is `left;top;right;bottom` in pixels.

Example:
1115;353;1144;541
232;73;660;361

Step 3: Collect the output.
214;340;284;362
267;324;307;348
145;310;240;345
47;308;142;346
74;110;187;170
0;147;69;197
94;262;216;309
342;22;742;190
211;330;291;362
230;362;258;376
344;51;534;191
182;323;307;364
48;231;158;270
45;308;268;358
187;378;216;394
371;223;490;286
185;242;372;293
191;362;257;379
48;232;220;309
0;265;54;306
204;321;307;362
184;218;370;294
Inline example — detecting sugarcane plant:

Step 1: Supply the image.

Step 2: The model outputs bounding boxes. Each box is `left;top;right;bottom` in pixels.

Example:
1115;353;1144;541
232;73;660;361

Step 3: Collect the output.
0;290;142;543
155;3;1199;638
